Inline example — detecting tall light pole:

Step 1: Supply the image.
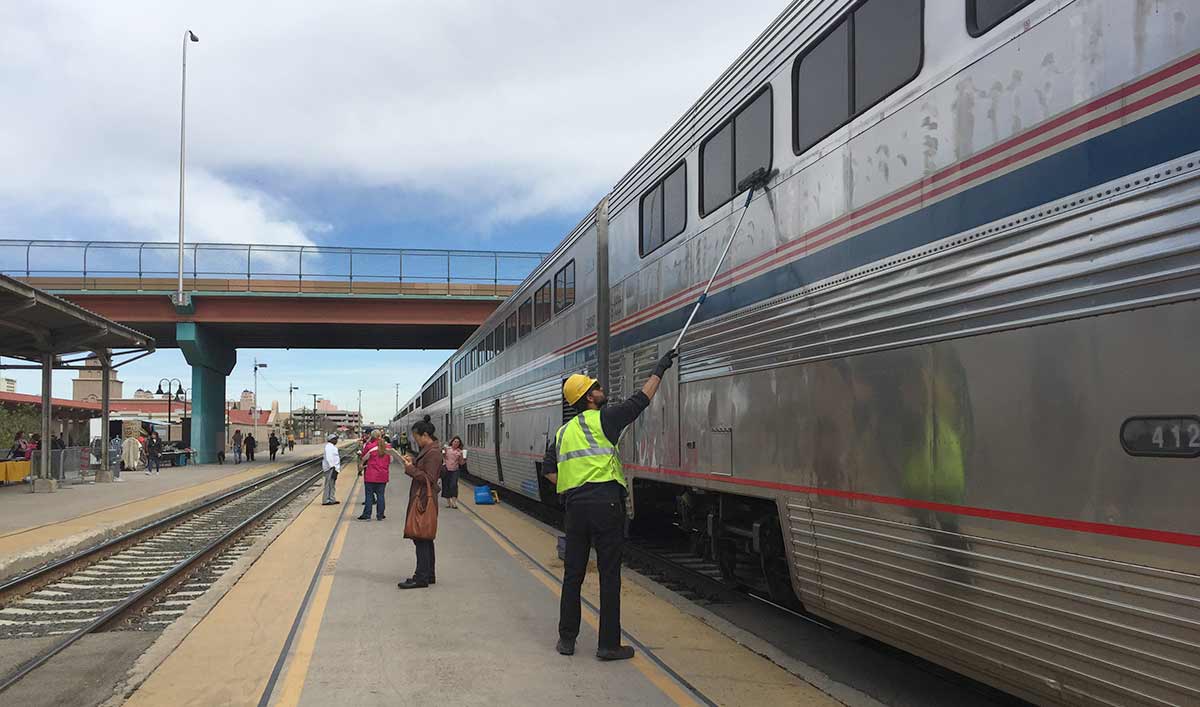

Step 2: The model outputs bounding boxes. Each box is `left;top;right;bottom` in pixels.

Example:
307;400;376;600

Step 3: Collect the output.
157;378;183;442
176;29;199;307
253;359;267;442
394;383;400;417
288;383;299;438
357;388;363;435
310;393;322;440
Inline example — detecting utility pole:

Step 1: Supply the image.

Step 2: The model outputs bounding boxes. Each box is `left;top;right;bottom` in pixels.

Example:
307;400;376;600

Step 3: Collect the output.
394;383;400;417
310;393;321;440
175;29;199;307
357;388;363;435
253;359;267;442
288;383;299;437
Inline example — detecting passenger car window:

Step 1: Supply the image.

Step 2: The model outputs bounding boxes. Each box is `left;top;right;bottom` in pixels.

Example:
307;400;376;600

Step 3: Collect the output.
554;260;576;313
701;124;733;215
967;0;1034;36
640;163;687;256
534;282;551;328
494;325;505;353
505;312;518;346
793;0;922;155
854;0;922;112
518;298;532;338
700;88;771;216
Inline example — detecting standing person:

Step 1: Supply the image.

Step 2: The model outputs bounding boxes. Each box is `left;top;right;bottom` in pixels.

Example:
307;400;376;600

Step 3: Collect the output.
232;429;243;464
287;432;295;452
358;430;389;521
543;348;676;660
269;432;280;461
321;433;341;506
244;433;256;462
386;416;440;589
51;434;66;450
442;436;465;509
146;431;163;476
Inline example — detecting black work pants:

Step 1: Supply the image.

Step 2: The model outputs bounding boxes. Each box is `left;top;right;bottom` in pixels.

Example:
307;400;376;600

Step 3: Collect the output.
413;538;435;582
558;499;624;650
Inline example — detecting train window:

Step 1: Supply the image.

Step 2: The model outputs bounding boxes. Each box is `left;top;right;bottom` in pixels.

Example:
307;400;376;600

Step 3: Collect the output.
505;312;518;346
518;298;533;338
792;0;923;155
854;0;922;112
640;163;687;256
494;324;505;354
700;87;771;216
967;0;1034;37
485;331;495;361
554;260;576;313
534;282;551;328
700;125;732;215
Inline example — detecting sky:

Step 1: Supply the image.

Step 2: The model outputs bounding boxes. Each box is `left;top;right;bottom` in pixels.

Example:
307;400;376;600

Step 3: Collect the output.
0;0;785;422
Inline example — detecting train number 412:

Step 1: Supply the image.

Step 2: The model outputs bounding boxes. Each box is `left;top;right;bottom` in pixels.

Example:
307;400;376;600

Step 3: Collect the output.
1121;416;1200;458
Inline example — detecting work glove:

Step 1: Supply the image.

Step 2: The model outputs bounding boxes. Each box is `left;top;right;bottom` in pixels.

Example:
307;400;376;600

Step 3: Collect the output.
652;348;678;379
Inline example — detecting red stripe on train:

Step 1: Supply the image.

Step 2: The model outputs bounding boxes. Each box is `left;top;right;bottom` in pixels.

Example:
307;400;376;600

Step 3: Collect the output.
627;464;1200;548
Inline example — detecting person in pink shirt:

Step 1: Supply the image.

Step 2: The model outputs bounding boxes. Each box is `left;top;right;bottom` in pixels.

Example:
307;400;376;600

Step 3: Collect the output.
358;430;390;521
441;435;465;509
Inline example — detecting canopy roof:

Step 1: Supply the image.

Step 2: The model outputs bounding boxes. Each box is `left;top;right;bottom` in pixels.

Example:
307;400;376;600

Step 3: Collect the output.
0;274;154;360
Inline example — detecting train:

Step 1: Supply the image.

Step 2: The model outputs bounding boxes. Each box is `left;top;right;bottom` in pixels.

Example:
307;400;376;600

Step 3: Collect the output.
392;1;1200;704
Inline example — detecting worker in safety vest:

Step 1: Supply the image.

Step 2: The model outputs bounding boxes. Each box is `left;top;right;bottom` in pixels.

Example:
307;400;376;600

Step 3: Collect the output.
542;347;677;661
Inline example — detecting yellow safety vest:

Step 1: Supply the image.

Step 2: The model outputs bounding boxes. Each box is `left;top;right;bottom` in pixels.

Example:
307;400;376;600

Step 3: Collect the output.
554;409;626;494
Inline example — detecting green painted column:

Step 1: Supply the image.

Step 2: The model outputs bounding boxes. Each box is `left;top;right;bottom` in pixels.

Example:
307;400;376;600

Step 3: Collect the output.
177;323;236;464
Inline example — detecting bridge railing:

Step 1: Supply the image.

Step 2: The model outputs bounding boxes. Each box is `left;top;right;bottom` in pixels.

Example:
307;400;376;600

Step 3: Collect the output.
0;239;547;298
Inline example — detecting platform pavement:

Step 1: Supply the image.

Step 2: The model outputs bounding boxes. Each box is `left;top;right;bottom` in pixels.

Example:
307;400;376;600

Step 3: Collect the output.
0;444;325;581
123;472;841;707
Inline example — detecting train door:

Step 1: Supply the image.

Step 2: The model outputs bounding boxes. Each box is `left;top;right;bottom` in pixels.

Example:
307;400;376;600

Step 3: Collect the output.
492;399;503;483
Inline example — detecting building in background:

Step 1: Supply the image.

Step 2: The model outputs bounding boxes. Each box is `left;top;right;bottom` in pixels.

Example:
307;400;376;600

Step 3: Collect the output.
239;389;255;410
2;378;15;393
290;398;361;440
132;388;155;400
71;358;122;401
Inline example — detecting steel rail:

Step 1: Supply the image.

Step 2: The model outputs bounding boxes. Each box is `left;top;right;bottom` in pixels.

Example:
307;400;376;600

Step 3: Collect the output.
0;451;344;695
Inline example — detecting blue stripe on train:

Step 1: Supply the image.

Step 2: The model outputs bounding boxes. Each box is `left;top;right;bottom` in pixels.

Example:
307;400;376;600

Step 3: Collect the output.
611;93;1200;353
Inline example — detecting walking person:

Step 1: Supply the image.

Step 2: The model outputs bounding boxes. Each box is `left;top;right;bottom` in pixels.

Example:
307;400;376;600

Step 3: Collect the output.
244;433;257;462
543;348;677;660
269;432;280;461
442;436;465;509
145;431;163;476
232;429;243;464
287;432;295;452
385;416;440;589
321;433;341;506
358;430;389;521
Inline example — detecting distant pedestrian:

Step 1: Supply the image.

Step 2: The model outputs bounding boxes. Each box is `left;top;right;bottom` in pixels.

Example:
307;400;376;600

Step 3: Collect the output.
7;431;27;461
25;433;42;461
269;432;280;461
358;430;389;521
245;433;257;462
232;430;243;464
146;431;163;476
321;434;341;505
388;415;440;589
287;433;295;451
51;434;65;450
442;436;464;509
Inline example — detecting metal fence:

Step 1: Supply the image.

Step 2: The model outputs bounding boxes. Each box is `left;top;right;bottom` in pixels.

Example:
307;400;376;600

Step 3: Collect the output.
29;447;91;484
0;239;547;297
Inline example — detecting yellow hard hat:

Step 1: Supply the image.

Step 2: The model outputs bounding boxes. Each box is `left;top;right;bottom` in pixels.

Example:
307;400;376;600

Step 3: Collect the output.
562;374;598;406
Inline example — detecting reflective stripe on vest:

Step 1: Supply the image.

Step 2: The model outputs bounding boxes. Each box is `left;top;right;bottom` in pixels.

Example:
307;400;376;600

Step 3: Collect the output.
554;409;625;494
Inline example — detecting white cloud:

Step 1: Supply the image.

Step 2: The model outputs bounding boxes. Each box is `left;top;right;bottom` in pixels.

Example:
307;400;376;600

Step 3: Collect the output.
0;0;784;243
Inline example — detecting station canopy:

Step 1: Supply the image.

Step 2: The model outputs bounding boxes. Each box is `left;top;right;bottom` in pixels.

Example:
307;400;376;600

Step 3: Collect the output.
0;274;154;361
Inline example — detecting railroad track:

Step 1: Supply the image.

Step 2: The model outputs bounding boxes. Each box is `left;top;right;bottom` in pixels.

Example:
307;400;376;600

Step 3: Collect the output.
0;451;348;696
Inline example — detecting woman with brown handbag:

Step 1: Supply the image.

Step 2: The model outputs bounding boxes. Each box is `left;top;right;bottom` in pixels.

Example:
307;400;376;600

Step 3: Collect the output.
392;415;441;589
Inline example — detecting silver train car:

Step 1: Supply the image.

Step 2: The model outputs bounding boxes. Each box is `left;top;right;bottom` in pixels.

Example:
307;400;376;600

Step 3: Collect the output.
393;1;1200;703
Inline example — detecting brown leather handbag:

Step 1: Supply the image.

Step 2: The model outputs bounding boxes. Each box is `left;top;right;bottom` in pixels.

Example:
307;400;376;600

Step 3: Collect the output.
404;477;438;540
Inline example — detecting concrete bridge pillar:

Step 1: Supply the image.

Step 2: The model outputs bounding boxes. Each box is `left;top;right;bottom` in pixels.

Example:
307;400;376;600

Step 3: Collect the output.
177;323;236;464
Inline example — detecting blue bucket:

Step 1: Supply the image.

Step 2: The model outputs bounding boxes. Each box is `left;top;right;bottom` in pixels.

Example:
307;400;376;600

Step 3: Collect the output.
474;484;496;505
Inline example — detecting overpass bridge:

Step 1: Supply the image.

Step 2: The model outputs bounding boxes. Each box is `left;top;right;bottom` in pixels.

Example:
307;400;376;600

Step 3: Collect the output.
1;239;546;462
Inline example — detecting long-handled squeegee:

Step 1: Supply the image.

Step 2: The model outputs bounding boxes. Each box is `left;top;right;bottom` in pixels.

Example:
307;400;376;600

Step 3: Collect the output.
672;166;778;351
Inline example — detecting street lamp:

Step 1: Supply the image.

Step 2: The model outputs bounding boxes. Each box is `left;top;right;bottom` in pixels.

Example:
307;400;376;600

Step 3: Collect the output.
175;386;189;446
176;29;199;308
253;359;267;442
156;378;184;442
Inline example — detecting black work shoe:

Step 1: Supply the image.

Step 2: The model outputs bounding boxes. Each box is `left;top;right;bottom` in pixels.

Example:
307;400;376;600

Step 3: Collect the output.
376;515;386;520
596;646;635;661
321;502;335;506
357;515;371;520
556;638;576;656
429;575;435;585
397;578;429;589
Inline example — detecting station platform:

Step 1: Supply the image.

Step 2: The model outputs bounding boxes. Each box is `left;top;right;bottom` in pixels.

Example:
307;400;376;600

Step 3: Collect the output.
122;474;839;707
0;444;325;581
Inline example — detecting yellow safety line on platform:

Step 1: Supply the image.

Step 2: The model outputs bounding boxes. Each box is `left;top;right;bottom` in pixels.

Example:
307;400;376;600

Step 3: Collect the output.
271;513;352;707
466;514;703;707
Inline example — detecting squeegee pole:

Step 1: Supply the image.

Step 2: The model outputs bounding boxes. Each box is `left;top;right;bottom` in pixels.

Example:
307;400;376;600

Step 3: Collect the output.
672;186;756;351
